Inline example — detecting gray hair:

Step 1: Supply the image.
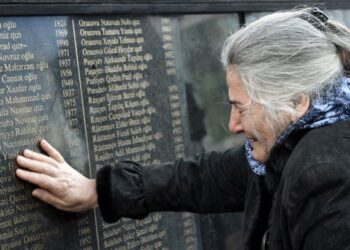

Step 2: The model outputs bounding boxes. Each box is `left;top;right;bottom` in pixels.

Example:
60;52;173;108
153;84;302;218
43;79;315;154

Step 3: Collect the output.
221;7;350;132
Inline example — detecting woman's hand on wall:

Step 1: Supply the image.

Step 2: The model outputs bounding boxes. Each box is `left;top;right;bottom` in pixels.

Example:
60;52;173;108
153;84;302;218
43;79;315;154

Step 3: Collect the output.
16;139;98;212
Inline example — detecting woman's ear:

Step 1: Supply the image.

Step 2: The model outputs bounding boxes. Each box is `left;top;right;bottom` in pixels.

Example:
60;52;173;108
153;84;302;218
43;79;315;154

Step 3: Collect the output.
290;95;310;122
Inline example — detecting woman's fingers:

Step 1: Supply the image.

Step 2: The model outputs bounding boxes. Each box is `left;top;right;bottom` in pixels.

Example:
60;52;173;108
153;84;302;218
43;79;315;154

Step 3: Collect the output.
16;155;57;176
22;149;59;167
40;139;65;163
16;139;98;212
16;168;57;192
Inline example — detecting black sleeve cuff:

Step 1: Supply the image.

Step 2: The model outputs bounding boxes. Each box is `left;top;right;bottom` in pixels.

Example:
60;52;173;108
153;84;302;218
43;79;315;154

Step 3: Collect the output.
96;161;148;223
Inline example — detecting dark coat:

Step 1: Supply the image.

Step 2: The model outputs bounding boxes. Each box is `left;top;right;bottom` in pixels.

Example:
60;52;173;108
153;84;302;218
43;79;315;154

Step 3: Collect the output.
96;120;350;250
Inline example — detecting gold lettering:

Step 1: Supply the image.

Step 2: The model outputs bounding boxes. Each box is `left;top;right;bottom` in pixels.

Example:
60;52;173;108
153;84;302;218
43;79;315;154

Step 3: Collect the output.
2;63;35;72
82;48;103;56
101;28;120;36
100;19;120;26
79;29;101;37
90;115;108;124
81;39;102;47
91;123;115;133
89;106;107;114
93;142;117;152
5;93;40;104
78;20;100;27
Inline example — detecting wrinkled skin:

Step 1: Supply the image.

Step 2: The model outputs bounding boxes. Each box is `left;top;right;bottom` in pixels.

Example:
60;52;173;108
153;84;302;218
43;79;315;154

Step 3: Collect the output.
16;139;98;212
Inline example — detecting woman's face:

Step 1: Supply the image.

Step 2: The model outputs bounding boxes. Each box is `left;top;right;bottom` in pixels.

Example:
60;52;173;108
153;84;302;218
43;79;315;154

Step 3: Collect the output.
226;69;281;162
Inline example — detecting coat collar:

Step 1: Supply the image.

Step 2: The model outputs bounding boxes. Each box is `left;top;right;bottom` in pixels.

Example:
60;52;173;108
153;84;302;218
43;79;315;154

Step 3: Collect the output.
265;129;310;194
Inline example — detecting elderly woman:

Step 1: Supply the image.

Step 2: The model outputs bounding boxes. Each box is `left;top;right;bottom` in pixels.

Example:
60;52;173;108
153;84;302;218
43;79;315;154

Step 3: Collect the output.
16;7;350;250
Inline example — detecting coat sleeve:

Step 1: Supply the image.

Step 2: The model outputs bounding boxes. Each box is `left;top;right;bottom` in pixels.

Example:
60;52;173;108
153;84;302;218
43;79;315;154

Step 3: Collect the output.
96;145;250;223
284;162;350;249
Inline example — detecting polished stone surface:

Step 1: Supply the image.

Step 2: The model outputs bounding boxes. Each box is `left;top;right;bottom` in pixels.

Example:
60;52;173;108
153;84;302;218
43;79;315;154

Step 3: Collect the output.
0;14;243;250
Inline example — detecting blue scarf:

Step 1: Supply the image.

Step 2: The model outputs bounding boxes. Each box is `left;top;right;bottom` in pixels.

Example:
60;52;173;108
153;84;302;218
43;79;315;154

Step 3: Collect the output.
246;76;350;176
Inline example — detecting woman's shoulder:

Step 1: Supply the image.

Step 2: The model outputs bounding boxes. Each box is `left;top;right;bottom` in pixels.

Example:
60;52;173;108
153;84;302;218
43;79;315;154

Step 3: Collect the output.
283;120;350;183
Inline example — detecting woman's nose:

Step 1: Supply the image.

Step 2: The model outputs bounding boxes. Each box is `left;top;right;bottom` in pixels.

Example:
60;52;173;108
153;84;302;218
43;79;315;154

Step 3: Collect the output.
228;111;243;133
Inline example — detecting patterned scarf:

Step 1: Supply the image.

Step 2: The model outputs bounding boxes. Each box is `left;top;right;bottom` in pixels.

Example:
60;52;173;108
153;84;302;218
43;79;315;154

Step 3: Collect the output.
246;76;350;176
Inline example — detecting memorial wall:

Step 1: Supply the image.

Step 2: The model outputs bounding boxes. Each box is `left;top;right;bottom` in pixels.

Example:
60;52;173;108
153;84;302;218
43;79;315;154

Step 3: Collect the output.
0;15;204;250
0;12;244;249
0;1;349;249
